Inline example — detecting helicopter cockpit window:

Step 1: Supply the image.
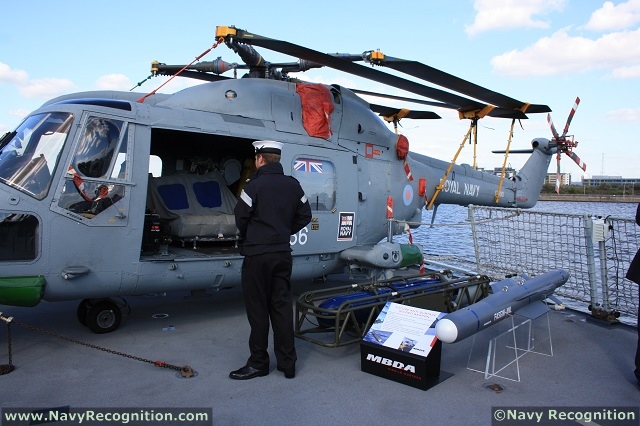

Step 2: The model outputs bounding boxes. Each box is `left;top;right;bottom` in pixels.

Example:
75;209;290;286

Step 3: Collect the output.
0;112;73;200
72;117;121;178
292;157;336;211
110;129;129;180
58;116;128;219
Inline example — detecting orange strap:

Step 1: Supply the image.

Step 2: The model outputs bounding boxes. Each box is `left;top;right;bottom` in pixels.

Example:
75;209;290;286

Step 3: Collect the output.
138;39;223;103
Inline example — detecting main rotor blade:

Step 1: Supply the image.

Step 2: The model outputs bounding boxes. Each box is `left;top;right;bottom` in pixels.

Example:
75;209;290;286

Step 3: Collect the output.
351;88;525;118
218;27;510;115
369;104;441;120
364;55;550;114
492;149;533;154
350;89;454;110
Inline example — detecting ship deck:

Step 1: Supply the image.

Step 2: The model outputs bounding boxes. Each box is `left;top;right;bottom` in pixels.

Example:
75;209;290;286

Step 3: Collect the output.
0;276;638;426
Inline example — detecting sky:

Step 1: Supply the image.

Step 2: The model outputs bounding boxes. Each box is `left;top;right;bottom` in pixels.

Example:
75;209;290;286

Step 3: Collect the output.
1;0;639;182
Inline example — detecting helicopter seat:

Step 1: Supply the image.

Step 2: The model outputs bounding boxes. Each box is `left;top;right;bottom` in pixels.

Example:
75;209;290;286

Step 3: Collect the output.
147;171;239;244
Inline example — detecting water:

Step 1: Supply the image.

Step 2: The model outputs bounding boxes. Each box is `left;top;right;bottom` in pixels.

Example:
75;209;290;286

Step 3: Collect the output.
533;200;638;218
403;201;638;261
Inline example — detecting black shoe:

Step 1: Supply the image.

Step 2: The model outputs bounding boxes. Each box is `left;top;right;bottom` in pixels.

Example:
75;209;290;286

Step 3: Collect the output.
277;366;295;379
229;365;269;380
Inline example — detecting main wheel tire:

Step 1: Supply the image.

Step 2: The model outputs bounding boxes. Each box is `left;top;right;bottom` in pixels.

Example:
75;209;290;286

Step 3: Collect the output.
86;300;122;334
77;299;92;326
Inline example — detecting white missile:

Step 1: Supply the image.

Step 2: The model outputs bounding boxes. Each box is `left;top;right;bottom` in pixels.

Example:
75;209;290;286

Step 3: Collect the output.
435;269;570;343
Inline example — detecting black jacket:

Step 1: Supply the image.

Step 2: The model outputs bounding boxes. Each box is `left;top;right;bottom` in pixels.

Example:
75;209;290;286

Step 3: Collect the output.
234;162;312;256
626;203;640;285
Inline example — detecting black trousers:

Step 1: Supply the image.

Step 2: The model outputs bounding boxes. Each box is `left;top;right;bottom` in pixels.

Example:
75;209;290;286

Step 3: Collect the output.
241;251;296;371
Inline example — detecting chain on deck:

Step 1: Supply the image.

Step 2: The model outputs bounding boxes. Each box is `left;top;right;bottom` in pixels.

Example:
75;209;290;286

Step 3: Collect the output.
0;313;194;377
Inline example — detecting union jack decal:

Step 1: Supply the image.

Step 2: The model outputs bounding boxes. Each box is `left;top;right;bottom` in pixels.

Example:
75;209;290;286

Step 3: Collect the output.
294;158;323;173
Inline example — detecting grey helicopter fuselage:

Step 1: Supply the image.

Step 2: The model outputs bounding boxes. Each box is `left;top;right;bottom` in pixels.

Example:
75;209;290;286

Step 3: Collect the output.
0;77;554;313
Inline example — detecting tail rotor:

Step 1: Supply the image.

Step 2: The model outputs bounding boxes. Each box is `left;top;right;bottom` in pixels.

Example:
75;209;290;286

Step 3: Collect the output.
547;97;587;193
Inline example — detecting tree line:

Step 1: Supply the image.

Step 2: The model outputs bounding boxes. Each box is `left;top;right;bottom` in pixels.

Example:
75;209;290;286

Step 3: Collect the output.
541;182;639;195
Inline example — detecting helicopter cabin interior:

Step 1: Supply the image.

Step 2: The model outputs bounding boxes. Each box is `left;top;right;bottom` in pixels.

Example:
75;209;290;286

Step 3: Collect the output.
143;128;256;257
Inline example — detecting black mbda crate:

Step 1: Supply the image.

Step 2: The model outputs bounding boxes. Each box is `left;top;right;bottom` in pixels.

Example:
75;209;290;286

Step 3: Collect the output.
360;340;451;391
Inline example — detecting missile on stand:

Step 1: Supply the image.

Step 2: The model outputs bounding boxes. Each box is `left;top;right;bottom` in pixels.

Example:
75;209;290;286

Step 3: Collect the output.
435;268;570;343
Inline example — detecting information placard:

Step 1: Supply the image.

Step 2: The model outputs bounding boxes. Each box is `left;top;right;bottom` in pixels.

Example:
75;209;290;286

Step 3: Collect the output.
362;302;445;358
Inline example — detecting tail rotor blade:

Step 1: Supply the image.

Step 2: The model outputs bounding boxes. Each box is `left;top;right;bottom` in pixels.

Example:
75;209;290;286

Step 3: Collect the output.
547;113;559;140
562;97;580;137
555;154;562;194
565;151;587;172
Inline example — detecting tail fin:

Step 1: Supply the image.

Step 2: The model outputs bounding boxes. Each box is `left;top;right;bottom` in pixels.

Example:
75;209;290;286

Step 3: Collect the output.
512;138;554;207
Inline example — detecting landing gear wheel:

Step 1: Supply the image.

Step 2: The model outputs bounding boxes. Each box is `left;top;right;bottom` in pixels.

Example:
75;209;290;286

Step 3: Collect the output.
77;299;92;326
86;300;122;334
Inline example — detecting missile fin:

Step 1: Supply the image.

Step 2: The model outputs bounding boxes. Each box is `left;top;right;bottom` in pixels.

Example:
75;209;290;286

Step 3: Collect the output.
514;300;550;320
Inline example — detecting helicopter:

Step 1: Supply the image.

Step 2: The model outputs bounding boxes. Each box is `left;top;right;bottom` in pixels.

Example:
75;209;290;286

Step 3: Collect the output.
0;26;585;333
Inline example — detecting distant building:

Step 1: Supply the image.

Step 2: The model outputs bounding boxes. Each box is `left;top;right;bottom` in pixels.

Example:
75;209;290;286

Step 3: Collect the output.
487;166;516;179
545;173;571;186
582;175;640;186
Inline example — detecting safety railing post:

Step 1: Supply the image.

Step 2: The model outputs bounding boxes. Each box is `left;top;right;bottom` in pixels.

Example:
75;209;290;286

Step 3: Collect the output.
598;238;611;312
468;205;482;273
583;215;601;314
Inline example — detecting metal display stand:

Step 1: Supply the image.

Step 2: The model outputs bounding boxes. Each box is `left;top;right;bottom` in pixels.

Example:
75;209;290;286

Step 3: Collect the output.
295;273;490;347
466;312;552;382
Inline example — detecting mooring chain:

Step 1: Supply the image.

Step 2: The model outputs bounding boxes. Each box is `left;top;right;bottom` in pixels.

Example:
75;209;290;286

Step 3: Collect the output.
0;314;194;377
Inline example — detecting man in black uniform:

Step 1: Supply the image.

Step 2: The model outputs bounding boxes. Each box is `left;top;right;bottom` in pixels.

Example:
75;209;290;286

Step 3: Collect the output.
230;140;312;380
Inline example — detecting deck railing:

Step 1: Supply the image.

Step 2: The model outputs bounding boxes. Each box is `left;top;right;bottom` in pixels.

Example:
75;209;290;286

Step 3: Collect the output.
465;205;638;326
